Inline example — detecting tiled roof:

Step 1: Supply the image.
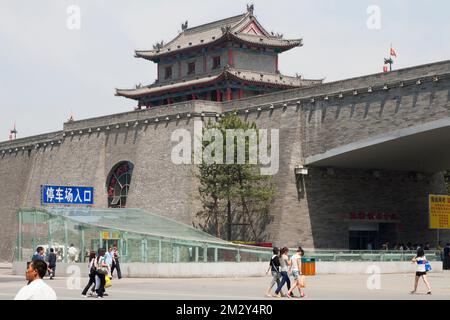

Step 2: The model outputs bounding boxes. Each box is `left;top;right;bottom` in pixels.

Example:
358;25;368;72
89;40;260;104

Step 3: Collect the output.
135;11;301;61
116;68;322;99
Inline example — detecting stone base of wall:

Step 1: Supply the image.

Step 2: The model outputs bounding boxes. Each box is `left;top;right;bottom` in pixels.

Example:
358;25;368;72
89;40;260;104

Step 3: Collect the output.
12;261;443;278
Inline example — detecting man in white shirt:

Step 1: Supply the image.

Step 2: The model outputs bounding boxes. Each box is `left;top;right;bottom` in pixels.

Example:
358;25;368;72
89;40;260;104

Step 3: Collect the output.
15;260;57;300
68;244;78;263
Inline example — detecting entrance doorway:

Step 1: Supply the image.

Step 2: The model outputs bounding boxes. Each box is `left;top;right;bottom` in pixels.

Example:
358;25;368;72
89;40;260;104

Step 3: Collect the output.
349;222;379;250
349;231;379;250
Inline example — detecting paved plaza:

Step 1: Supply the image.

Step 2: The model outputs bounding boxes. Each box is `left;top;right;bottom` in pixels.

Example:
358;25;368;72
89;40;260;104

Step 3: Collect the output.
0;265;449;300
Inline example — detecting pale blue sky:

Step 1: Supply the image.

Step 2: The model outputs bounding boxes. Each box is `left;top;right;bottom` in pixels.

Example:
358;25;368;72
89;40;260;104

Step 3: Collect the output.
1;0;449;139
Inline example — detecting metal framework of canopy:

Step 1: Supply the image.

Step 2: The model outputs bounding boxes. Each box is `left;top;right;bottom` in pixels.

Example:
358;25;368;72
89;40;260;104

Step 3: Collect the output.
15;207;270;263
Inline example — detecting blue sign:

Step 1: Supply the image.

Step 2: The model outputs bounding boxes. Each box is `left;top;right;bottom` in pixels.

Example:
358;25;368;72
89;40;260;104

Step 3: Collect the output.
41;185;94;205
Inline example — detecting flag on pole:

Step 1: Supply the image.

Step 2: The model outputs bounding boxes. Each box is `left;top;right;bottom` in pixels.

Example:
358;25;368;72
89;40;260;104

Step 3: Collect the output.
383;65;389;73
390;46;397;58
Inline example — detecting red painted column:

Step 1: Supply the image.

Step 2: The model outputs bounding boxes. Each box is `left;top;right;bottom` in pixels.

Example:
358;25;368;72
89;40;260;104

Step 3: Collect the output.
238;89;244;99
227;87;232;101
228;48;233;67
216;89;221;102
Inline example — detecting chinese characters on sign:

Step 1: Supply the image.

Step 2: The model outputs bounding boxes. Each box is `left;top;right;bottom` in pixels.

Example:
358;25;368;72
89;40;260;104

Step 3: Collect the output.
41;185;94;205
349;212;399;221
429;195;450;229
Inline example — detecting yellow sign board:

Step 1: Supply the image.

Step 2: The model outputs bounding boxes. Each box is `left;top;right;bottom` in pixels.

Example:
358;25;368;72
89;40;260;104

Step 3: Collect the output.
429;195;450;229
101;231;110;240
111;232;120;239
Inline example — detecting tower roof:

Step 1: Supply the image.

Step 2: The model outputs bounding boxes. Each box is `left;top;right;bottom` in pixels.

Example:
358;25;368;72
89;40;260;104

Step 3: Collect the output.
116;67;322;99
135;9;302;62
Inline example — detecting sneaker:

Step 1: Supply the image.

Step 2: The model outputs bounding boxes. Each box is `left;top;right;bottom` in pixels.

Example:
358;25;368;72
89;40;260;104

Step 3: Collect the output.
103;293;109;296
273;293;282;298
427;291;432;295
81;294;87;298
97;296;103;299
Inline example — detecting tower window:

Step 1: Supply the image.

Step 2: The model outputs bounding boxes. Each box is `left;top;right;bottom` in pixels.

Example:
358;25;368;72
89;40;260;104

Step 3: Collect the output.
188;62;196;75
212;56;221;69
165;66;173;79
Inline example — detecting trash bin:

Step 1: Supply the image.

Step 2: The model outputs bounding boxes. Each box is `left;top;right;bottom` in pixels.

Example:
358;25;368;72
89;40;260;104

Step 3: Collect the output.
301;258;316;276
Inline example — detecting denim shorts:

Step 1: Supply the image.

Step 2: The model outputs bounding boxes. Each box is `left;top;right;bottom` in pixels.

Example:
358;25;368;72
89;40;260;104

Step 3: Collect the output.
292;270;300;280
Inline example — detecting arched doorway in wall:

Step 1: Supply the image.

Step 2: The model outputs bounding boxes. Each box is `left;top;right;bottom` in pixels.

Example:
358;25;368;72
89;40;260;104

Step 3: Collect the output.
107;161;134;208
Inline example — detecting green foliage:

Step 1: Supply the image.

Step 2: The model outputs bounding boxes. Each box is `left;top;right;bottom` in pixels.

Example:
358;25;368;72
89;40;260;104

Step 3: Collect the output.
445;170;450;194
195;113;277;242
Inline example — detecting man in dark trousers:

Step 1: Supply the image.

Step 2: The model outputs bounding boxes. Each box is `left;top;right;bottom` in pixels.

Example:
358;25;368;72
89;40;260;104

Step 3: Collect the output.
444;243;450;270
111;246;122;279
47;248;57;279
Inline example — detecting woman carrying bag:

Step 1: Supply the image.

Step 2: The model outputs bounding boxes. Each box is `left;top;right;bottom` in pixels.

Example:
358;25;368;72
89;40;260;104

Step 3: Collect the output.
95;249;108;298
410;247;432;295
81;251;97;297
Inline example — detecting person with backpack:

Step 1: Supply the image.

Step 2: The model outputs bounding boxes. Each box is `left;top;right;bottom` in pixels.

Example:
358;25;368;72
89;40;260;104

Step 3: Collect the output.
81;251;97;297
265;247;282;297
410;247;432;295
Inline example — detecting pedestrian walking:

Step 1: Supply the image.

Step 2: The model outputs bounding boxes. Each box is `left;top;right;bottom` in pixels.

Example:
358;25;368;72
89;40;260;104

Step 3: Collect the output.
94;249;108;298
47;248;57;280
32;247;45;262
68;244;78;263
14;260;57;300
410;247;432;295
111;246;122;279
81;251;97;297
105;247;114;277
265;247;281;297
273;247;291;298
443;243;450;270
286;247;306;298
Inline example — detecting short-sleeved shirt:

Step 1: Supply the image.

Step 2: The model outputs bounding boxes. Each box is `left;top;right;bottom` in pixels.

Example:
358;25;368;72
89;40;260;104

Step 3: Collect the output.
48;253;57;267
32;253;44;261
280;254;289;272
416;256;427;272
14;279;57;300
269;255;281;272
290;254;301;271
444;247;450;257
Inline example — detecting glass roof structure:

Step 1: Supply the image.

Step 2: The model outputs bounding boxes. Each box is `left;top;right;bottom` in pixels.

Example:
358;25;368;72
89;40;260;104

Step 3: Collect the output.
15;207;271;263
42;207;230;245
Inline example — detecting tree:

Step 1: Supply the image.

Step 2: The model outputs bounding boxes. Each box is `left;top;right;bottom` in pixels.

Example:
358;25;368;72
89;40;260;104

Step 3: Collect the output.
195;113;277;242
445;170;450;194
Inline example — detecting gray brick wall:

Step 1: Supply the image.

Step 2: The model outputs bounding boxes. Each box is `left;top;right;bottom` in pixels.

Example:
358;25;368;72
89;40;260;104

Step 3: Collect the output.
1;60;450;261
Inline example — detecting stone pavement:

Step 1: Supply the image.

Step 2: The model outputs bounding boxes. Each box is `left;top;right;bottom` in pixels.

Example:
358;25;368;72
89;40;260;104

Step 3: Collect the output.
0;269;449;300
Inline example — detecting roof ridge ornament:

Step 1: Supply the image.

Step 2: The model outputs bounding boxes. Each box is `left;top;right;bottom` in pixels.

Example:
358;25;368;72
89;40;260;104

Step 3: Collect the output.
221;25;231;34
181;20;188;31
153;40;164;50
246;4;254;15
